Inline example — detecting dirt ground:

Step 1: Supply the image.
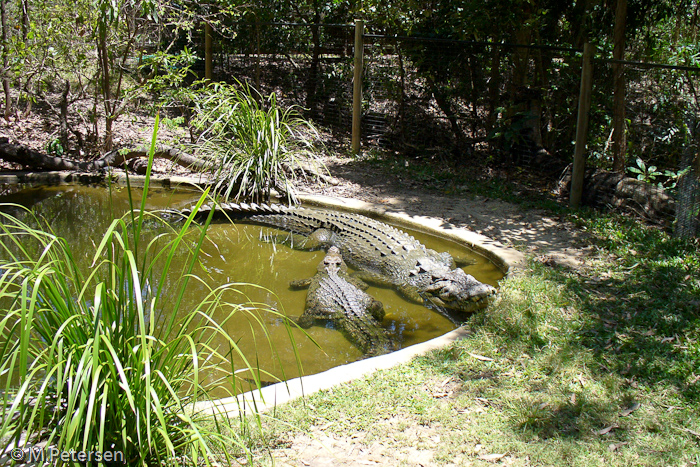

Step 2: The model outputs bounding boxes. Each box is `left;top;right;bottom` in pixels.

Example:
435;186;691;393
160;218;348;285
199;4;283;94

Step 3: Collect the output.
299;155;592;268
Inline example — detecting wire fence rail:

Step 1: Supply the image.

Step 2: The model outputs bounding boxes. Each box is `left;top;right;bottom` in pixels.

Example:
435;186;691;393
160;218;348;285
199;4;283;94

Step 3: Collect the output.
207;21;700;237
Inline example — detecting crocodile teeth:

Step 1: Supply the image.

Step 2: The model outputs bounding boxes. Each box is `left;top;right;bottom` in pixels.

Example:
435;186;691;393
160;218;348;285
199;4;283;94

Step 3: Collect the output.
240;202;251;210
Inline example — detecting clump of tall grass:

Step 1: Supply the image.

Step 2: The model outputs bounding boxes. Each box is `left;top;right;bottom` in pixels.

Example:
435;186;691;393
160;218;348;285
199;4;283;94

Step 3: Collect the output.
189;80;325;204
0;121;289;465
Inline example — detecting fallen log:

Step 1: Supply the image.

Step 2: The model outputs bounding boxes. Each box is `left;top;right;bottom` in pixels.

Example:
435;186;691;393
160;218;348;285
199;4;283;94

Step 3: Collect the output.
0;138;208;173
558;165;676;222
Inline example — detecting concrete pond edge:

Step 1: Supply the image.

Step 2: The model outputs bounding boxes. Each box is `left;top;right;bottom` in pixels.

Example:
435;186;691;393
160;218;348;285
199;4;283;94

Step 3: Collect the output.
193;195;526;418
0;170;526;418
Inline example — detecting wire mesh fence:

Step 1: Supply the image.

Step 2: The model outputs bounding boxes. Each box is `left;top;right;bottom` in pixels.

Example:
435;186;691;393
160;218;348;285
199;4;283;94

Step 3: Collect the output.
588;60;700;235
212;22;355;135
362;35;583;168
208;22;700;236
589;61;697;173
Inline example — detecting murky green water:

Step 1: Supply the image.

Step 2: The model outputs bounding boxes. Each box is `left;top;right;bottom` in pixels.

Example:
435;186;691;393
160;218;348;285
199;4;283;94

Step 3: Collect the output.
0;184;503;391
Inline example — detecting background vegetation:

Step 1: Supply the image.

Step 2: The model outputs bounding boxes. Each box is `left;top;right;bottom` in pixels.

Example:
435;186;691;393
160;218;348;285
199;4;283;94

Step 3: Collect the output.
2;0;699;175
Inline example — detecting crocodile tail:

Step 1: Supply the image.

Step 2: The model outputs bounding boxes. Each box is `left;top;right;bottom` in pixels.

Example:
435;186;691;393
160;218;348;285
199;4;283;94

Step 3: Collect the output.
180;202;290;219
184;202;335;237
338;314;391;357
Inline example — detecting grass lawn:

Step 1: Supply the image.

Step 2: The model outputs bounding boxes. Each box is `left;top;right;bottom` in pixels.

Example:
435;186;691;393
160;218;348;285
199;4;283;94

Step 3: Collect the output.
253;211;700;466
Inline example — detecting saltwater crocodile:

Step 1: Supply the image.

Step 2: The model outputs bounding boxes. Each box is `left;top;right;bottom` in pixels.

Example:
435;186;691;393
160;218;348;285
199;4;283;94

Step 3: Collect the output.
179;202;497;313
290;246;391;356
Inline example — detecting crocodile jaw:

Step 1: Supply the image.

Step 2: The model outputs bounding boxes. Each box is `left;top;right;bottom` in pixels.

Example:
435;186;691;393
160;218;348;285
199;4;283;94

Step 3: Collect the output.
423;268;497;313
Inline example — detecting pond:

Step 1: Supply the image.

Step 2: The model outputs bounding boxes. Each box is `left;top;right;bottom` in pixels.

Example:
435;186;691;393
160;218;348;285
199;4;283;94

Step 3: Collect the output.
0;184;504;393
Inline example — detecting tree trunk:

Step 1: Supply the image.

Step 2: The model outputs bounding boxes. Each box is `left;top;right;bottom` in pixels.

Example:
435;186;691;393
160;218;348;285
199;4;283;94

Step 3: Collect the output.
468;50;480;138
305;0;322;112
19;0;31;116
59;79;70;149
486;44;501;136
96;25;114;151
511;31;532;93
429;79;467;147
570;0;593;48
305;23;321;112
692;0;700;42
0;139;209;172
395;38;406;142
254;16;261;89
0;0;11;119
611;0;627;173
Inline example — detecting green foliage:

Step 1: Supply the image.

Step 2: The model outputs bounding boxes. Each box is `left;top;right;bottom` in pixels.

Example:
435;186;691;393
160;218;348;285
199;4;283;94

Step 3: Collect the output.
0;121;290;465
628;156;663;182
135;47;201;116
627;156;690;193
487;110;537;153
45;138;65;157
189;81;325;203
137;48;199;87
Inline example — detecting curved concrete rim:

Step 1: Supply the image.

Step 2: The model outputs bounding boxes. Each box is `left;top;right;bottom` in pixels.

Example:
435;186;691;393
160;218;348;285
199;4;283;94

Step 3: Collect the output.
0;170;526;417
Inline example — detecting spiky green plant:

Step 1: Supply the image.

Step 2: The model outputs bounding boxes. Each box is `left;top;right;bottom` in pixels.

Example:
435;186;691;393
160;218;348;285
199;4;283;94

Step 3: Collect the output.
0;119;294;466
189;80;325;204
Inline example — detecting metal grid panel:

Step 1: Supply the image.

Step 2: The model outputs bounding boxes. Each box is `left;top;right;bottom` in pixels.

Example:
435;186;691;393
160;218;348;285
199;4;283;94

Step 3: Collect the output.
362;35;582;167
213;22;354;134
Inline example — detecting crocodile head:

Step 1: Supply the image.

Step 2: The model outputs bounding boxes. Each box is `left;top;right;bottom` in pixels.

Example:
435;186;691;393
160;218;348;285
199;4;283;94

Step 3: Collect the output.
422;267;496;313
319;246;345;274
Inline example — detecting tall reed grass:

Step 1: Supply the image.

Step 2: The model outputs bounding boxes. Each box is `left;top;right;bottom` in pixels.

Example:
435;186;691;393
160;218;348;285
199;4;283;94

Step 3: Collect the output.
190;80;325;204
0;120;291;465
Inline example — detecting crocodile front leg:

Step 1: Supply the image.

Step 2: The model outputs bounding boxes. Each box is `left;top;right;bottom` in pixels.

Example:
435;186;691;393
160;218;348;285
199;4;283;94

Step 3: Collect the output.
397;284;426;305
289;278;312;289
367;296;385;322
297;304;325;328
296;314;315;329
352;270;396;288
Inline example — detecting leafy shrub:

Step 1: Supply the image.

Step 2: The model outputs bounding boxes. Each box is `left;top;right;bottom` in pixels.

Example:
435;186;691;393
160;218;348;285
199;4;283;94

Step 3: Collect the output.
189;81;325;203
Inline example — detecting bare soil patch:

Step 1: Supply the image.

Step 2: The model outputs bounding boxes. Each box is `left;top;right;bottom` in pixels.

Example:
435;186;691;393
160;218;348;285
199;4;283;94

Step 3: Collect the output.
298;155;592;270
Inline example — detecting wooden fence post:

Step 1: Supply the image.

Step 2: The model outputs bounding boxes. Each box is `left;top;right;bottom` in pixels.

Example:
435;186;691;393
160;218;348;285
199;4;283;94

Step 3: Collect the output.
351;19;364;155
570;42;595;208
205;23;213;81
